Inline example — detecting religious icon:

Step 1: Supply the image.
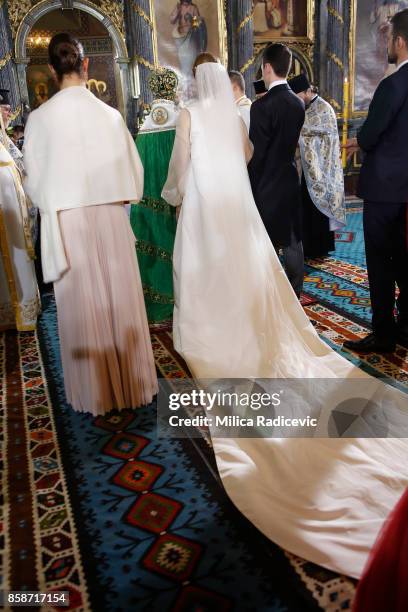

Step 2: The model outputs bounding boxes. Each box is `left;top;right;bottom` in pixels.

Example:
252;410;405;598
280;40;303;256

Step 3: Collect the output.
370;0;405;70
351;0;408;113
254;0;269;33
266;1;283;30
253;0;310;41
34;82;49;107
170;0;208;78
152;0;226;98
27;65;57;109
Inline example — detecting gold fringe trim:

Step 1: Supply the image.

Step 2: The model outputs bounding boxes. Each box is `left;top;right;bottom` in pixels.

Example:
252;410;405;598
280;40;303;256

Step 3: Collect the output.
326;51;344;71
328;6;344;25
0;142;35;259
0;209;23;330
11;167;35;259
237;11;254;34
9;105;22;121
0;51;11;69
134;54;156;71
132;1;154;28
0;318;38;332
240;55;256;74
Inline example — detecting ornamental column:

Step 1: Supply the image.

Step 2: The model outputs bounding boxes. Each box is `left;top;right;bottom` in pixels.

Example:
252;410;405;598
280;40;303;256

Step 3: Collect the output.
124;0;156;108
0;0;22;121
229;0;255;98
324;0;346;112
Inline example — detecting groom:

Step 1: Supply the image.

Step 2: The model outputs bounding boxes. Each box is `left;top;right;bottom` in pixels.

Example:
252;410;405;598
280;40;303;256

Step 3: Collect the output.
344;9;408;353
249;44;305;297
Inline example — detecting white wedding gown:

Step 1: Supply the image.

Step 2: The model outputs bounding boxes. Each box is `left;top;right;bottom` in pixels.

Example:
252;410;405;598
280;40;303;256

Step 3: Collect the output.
162;63;408;579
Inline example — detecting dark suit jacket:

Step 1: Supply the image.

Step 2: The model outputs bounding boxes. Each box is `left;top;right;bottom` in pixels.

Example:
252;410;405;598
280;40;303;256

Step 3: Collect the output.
357;63;408;203
248;83;305;247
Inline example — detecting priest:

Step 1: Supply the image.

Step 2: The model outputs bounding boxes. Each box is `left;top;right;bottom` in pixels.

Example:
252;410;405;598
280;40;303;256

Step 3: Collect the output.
0;89;40;331
0;91;24;172
130;68;179;324
289;74;346;258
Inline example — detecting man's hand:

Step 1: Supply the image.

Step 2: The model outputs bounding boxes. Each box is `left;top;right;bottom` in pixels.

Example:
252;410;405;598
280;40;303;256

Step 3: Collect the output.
342;137;360;161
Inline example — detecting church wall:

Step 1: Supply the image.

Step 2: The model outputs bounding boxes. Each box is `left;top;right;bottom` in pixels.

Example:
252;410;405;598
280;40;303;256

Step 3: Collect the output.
0;0;401;194
0;0;22;120
26;10;119;110
0;2;328;120
123;0;155;122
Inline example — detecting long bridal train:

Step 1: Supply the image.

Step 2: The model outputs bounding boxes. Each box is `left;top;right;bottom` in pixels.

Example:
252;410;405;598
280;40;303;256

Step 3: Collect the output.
162;61;408;578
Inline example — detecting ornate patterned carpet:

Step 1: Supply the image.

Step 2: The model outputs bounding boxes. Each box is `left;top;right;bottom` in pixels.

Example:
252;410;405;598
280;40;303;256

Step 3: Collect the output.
303;208;407;388
1;304;322;612
1;207;406;611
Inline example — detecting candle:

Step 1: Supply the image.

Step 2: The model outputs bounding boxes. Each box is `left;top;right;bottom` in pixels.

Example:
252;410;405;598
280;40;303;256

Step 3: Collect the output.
342;77;350;168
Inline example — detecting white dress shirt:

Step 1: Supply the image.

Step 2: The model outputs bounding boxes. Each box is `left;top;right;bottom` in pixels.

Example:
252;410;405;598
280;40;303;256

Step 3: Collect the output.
268;79;288;90
397;58;408;71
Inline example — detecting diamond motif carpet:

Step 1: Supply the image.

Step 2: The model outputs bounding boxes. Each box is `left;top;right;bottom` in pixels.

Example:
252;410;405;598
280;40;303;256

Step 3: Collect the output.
1;205;406;611
303;207;407;387
1;300;322;612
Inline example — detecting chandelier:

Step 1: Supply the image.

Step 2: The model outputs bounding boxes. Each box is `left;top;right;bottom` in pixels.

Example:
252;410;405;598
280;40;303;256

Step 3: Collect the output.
27;35;51;49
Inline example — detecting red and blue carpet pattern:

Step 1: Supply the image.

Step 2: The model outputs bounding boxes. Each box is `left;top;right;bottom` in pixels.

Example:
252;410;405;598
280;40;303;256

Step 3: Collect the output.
1;297;321;612
1;206;406;611
0;330;90;609
303;208;408;388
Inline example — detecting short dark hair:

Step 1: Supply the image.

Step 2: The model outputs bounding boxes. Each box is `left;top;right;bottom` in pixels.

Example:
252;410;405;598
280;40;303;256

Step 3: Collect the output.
391;8;408;45
48;33;84;82
262;43;292;78
13;124;24;133
228;70;245;93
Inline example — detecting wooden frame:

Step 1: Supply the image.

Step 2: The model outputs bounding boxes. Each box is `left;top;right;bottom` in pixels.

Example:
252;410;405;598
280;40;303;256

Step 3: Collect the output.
349;0;368;118
349;0;406;118
149;0;228;72
253;0;315;45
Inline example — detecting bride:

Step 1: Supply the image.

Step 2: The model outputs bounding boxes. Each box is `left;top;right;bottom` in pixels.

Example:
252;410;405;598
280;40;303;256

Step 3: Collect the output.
162;53;408;578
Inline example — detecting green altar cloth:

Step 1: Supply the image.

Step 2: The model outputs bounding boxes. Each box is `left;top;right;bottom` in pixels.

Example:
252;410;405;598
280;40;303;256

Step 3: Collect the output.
130;128;177;323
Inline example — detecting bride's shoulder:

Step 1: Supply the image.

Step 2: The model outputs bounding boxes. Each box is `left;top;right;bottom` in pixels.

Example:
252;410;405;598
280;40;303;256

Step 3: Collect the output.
180;99;198;113
176;101;196;126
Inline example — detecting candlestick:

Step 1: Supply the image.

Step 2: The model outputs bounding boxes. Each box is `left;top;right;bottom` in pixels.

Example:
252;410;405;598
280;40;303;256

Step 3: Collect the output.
342;77;350;169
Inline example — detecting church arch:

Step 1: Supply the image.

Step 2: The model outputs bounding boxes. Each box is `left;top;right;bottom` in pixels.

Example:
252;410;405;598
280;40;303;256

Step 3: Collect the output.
14;0;132;124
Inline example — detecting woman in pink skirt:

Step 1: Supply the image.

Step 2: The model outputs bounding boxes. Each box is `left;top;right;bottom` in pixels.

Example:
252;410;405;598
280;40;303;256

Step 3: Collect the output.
24;33;157;415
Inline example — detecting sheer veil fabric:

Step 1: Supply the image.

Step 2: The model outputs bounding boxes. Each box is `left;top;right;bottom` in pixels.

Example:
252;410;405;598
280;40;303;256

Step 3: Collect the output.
162;62;408;578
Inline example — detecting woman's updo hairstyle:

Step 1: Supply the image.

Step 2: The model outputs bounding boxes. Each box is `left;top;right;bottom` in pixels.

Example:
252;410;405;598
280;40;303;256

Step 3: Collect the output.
48;33;84;82
192;52;218;77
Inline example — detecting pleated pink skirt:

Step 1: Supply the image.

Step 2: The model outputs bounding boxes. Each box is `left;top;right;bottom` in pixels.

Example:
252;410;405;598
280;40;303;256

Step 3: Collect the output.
53;204;158;415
